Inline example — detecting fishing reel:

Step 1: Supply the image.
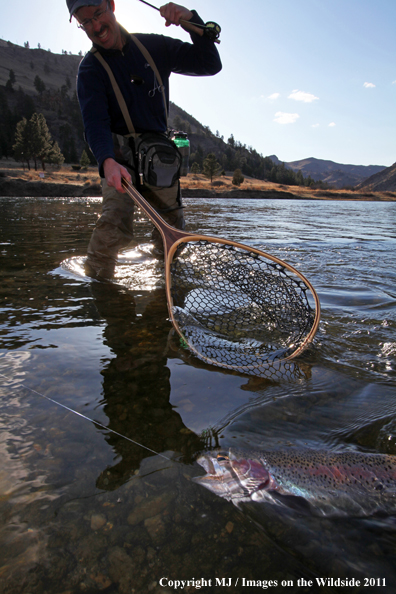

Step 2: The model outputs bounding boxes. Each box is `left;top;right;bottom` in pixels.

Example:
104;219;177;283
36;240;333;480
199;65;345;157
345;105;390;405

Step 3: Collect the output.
188;19;221;43
203;22;221;43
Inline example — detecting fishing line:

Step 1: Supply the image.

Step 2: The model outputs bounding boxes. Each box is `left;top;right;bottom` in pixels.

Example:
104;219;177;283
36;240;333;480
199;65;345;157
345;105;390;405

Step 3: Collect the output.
0;372;172;462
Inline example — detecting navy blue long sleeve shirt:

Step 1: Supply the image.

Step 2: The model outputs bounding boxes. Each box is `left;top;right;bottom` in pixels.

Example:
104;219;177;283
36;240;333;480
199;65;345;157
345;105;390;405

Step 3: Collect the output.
76;11;222;175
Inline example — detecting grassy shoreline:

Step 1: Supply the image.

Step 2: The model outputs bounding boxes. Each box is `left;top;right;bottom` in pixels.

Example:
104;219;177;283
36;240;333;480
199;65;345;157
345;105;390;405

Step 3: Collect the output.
1;160;395;201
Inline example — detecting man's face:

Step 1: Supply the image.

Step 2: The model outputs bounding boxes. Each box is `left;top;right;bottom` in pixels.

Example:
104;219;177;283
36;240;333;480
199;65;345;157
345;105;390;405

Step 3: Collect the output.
75;0;122;50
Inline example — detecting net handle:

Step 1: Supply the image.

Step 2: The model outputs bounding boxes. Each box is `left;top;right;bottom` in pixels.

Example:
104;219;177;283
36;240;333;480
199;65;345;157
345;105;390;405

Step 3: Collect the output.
122;179;190;259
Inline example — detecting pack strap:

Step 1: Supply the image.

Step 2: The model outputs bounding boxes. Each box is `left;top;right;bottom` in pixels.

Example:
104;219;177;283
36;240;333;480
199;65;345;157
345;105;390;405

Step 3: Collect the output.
129;34;168;124
90;47;135;134
90;34;168;135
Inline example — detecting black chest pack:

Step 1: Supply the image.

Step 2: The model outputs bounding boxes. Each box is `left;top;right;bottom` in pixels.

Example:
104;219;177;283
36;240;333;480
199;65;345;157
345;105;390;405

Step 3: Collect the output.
91;35;187;188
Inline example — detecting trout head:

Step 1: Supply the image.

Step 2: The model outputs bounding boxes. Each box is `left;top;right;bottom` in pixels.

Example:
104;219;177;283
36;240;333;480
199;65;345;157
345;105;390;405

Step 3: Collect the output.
193;449;274;506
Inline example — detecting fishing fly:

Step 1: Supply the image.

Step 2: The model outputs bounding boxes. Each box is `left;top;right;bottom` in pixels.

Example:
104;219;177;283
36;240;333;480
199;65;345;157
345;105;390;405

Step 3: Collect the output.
137;0;221;43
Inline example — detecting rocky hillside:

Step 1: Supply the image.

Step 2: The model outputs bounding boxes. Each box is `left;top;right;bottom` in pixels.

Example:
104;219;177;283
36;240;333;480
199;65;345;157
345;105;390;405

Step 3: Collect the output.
0;39;86;162
269;155;386;189
0;39;81;95
356;161;396;192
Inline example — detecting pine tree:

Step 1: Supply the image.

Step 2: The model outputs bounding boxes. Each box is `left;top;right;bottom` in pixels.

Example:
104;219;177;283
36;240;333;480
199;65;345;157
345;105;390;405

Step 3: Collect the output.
28;113;53;170
13;117;33;169
13;113;60;171
48;141;65;166
80;149;90;169
12;118;27;165
203;153;220;182
232;168;244;186
34;75;46;95
296;170;304;186
5;69;16;91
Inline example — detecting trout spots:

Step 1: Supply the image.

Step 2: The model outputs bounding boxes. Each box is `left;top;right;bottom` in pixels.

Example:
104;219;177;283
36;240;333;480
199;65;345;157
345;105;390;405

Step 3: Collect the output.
194;447;396;517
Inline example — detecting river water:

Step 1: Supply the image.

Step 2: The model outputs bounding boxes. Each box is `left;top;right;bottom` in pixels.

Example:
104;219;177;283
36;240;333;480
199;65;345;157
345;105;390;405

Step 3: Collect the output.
0;196;395;593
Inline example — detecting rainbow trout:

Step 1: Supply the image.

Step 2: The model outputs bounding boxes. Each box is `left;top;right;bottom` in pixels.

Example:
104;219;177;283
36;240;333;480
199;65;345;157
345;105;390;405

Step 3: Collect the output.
193;448;396;517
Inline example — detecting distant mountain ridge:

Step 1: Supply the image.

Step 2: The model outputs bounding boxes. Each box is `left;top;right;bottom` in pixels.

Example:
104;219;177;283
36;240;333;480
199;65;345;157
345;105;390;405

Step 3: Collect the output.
356;161;396;192
268;156;386;189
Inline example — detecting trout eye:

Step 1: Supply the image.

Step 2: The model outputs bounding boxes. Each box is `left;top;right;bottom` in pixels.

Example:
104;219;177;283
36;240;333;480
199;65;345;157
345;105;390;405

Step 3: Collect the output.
217;454;229;461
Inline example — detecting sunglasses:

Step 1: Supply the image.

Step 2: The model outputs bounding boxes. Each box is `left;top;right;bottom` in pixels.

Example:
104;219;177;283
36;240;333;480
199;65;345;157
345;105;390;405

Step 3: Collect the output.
77;3;110;31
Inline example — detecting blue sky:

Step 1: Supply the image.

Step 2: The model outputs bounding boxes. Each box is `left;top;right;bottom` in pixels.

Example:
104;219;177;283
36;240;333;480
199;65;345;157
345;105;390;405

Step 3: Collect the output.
2;0;395;166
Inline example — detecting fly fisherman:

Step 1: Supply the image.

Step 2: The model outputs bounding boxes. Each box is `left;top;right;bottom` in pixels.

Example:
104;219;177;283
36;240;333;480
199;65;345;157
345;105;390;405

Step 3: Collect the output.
67;0;222;280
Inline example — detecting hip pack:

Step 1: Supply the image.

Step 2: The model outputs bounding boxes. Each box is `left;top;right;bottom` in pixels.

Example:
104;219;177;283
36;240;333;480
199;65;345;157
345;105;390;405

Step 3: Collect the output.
135;132;181;188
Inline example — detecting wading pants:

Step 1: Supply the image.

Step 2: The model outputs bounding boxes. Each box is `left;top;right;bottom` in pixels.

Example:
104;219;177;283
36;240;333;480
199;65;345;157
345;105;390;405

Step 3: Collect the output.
85;174;185;279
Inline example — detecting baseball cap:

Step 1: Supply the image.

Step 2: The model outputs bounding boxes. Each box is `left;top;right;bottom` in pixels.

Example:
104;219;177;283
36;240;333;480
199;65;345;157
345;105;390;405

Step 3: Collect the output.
67;0;103;20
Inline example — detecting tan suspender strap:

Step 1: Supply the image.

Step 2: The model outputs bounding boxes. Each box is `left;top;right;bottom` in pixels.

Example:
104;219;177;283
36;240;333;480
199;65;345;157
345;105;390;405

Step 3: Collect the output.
90;35;167;133
129;34;168;124
90;47;135;135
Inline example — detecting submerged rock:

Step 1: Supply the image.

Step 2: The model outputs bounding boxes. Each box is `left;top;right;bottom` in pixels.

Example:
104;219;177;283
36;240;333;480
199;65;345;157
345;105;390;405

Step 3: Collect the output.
127;491;176;526
90;514;107;530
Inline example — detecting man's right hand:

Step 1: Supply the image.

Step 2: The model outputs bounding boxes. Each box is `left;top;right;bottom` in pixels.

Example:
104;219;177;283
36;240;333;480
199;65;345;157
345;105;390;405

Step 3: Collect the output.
159;3;203;36
103;158;132;193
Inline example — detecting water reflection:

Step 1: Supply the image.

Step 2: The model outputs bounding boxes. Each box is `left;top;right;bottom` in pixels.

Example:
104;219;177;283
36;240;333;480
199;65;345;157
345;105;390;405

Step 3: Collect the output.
1;197;396;592
90;282;203;490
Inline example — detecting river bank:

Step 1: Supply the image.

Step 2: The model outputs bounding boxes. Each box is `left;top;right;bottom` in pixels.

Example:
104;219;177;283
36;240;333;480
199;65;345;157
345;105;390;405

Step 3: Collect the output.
1;161;395;201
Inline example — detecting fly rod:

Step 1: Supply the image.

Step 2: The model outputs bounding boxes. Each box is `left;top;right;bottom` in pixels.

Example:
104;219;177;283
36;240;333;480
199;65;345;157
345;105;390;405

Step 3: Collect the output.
138;0;221;43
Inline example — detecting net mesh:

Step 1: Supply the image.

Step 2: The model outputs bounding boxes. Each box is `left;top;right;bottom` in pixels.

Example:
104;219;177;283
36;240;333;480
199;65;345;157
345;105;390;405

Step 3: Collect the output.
170;240;317;375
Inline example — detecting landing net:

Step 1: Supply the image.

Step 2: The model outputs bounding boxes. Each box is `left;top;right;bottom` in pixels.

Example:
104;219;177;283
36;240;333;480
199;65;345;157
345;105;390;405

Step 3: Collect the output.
169;240;317;375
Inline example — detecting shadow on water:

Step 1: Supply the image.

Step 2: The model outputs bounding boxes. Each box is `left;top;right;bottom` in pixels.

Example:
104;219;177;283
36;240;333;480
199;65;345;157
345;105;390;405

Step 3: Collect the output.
1;197;396;592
